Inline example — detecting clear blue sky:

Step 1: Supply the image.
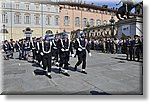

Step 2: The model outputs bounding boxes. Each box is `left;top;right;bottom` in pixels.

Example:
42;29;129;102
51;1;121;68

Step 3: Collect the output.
84;0;143;8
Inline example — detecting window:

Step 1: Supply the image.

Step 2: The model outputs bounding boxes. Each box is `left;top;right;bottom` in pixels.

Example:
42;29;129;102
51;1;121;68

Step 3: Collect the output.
36;5;39;11
24;14;31;24
2;12;8;23
14;12;21;24
83;18;87;27
97;19;101;26
55;15;59;26
47;4;51;12
55;8;59;13
46;15;51;25
25;4;30;10
2;3;6;8
35;3;40;11
103;20;107;26
90;18;94;27
75;17;80;27
48;7;50;12
35;14;40;25
64;16;70;26
16;4;19;9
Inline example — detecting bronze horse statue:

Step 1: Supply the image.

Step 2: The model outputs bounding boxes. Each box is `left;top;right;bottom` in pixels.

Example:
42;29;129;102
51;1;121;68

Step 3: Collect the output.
116;0;143;20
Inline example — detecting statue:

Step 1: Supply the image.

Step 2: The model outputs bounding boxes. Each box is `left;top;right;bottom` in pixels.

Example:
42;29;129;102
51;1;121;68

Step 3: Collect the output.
116;0;142;20
135;1;143;15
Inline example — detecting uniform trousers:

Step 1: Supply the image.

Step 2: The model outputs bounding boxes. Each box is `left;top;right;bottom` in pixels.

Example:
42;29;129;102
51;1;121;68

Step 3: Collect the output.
32;49;36;60
75;50;86;69
59;51;69;70
36;52;42;63
42;53;52;73
52;49;59;62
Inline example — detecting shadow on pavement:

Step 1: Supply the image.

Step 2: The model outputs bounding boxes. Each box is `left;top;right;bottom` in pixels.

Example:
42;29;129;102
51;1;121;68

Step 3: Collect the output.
111;57;127;61
68;66;85;74
32;63;41;67
68;66;76;72
51;68;60;74
90;91;111;95
33;69;46;75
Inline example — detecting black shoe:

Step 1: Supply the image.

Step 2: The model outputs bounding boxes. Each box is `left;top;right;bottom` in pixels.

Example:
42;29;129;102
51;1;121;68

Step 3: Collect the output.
74;65;77;71
47;75;52;79
59;68;61;73
63;73;70;77
81;71;87;74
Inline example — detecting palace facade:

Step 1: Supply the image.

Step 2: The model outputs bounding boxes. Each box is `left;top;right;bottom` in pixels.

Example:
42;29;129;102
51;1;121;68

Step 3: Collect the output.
0;0;118;41
0;0;60;41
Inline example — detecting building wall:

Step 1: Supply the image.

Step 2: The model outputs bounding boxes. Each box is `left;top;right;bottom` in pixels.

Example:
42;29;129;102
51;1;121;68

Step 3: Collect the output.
0;0;119;41
0;0;60;41
59;5;118;32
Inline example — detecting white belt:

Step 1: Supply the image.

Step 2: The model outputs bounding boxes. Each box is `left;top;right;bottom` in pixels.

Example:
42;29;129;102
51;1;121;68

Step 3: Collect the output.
61;49;69;52
65;49;69;51
43;52;51;54
78;47;86;51
53;47;57;49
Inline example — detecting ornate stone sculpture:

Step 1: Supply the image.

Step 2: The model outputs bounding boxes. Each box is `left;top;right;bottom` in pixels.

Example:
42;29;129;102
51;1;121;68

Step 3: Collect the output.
116;0;143;20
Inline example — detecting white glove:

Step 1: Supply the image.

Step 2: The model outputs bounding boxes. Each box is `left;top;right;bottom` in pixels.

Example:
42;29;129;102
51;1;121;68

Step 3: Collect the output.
89;53;92;56
78;48;82;51
61;48;65;52
40;52;44;56
71;54;75;57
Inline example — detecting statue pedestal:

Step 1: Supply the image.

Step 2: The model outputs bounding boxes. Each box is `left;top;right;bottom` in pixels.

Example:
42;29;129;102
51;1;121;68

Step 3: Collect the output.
116;17;143;39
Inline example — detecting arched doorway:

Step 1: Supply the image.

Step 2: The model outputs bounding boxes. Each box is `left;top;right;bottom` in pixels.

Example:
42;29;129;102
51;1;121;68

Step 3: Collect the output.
46;30;53;34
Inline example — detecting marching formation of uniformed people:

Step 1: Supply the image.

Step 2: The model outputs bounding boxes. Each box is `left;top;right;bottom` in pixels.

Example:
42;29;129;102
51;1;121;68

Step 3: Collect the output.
2;31;143;79
2;32;92;79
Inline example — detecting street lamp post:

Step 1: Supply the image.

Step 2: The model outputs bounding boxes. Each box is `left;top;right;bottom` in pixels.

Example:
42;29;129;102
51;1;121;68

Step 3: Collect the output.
109;16;115;38
3;24;5;41
86;22;90;40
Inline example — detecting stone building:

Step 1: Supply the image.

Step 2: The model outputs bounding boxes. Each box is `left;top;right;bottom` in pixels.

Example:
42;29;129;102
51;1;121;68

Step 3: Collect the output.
0;0;119;41
0;0;60;41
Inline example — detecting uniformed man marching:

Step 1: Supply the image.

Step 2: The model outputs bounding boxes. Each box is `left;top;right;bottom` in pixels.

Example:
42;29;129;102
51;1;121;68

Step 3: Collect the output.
51;34;60;66
9;39;14;59
74;31;91;74
40;34;52;79
3;40;10;60
17;39;23;60
23;39;32;60
58;32;74;76
35;37;43;66
31;37;37;63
